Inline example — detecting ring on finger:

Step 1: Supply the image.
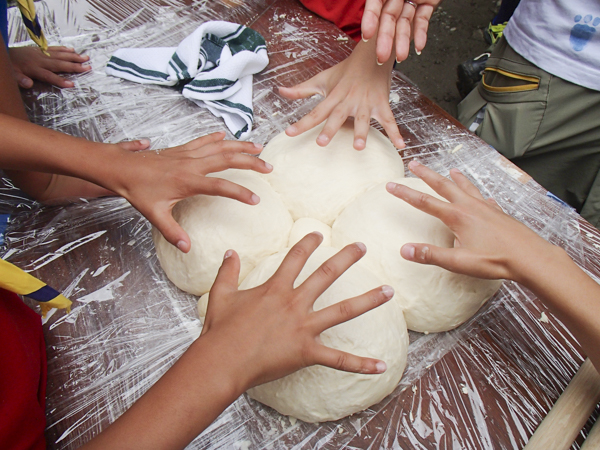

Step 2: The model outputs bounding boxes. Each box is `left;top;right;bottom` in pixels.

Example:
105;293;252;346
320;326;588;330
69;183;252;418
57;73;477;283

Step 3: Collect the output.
404;0;417;8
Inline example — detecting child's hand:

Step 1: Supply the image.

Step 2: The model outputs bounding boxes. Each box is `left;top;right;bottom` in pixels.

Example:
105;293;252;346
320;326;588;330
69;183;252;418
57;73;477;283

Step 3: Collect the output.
8;46;91;89
109;132;271;253
386;161;554;283
278;39;404;150
201;232;392;389
362;0;441;63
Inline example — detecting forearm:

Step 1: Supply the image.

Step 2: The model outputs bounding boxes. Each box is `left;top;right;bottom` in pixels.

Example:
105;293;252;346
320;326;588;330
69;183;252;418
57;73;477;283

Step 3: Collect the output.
515;244;600;372
81;335;245;450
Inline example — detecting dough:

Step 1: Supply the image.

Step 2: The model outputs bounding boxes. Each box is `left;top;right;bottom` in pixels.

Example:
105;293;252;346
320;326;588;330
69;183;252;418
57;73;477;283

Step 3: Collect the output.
331;179;502;333
243;246;409;423
287;218;332;247
259;122;405;225
153;169;293;296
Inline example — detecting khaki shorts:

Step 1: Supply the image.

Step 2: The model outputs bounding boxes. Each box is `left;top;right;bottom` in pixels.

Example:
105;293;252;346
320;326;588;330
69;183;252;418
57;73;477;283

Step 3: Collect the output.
458;37;600;227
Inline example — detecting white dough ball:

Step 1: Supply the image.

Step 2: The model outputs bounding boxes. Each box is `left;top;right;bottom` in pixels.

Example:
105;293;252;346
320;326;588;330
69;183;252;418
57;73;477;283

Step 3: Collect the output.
332;178;502;333
153;169;293;296
198;292;209;318
260;122;405;225
243;246;409;423
287;218;332;247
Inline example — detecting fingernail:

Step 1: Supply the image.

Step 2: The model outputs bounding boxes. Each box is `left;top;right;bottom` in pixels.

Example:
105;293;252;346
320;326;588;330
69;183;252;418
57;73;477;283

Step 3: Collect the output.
355;242;366;253
251;194;260;204
376;361;387;373
264;162;273;170
409;160;421;169
381;285;394;298
376;57;383;66
355;138;365;148
139;138;151;146
386;182;398;192
254;142;263;149
396;57;401;64
312;231;323;238
317;134;329;144
401;244;416;260
361;33;368;43
177;240;190;252
223;249;233;259
416;49;422;56
397;138;405;148
65;81;75;87
286;125;297;135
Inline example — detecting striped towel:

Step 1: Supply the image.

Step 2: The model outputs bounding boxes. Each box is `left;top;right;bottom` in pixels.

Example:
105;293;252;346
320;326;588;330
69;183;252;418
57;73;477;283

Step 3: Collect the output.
106;21;268;139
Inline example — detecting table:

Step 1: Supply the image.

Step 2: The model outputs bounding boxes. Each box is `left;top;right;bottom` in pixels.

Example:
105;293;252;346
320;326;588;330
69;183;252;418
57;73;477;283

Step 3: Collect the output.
3;0;599;448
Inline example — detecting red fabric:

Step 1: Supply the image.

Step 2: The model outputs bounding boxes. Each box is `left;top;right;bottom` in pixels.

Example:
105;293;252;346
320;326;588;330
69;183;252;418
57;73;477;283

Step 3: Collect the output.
0;289;47;450
299;0;365;41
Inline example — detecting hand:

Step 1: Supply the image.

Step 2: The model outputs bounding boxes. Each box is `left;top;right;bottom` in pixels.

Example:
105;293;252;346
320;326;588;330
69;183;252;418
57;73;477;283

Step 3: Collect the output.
201;232;392;389
8;46;91;89
107;132;271;253
385;160;555;283
279;39;404;150
362;0;442;63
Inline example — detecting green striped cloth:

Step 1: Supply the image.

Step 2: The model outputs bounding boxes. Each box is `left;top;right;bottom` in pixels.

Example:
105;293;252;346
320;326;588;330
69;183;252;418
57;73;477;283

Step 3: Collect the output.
106;21;268;139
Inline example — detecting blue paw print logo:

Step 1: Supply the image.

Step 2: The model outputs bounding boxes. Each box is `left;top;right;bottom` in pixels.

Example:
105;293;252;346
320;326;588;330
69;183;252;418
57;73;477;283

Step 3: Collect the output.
570;14;600;51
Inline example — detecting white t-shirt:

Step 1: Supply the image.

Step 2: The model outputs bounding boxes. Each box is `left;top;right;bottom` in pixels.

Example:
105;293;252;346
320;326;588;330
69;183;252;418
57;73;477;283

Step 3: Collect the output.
504;0;600;91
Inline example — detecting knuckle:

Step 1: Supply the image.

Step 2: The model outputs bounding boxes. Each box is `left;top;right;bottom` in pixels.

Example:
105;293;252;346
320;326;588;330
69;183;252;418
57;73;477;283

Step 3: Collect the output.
221;151;236;162
338;300;353;320
416;192;430;207
288;245;309;261
209;177;227;192
335;353;349;371
318;261;337;279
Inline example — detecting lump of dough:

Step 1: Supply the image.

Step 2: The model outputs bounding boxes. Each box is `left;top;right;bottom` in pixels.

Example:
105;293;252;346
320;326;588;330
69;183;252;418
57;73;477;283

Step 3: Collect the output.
153;169;293;296
331;178;502;333
243;246;409;423
287;218;332;247
259;121;405;225
198;292;209;318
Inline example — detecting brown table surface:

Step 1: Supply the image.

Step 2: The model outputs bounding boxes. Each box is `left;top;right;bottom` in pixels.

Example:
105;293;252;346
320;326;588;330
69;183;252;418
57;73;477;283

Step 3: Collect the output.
3;0;599;448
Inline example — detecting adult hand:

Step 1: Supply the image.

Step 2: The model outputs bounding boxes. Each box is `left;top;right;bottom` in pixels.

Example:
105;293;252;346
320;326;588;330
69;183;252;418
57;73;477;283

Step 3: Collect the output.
109;131;271;253
385;160;554;283
362;0;442;64
9;46;91;89
279;38;404;150
202;232;392;389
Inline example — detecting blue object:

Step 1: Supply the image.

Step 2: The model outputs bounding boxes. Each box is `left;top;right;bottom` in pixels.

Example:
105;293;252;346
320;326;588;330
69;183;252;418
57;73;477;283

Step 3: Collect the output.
0;214;9;246
1;0;8;47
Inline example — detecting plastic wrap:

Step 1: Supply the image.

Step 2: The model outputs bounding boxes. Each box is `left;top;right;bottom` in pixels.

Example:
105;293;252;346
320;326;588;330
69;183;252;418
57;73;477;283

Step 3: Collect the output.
2;1;599;448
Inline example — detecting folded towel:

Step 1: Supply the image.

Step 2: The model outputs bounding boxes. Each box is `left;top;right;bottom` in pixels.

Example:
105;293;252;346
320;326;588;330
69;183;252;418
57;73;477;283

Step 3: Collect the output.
106;21;268;139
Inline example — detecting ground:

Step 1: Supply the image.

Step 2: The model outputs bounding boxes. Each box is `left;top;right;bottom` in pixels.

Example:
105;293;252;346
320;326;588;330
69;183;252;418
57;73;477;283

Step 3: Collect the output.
399;0;500;117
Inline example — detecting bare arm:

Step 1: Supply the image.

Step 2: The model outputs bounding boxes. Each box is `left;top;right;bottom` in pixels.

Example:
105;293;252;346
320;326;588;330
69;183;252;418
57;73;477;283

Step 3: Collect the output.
387;161;600;372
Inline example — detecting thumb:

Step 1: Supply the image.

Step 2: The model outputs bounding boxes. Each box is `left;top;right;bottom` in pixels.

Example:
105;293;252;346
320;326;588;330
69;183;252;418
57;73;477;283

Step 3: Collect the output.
13;68;33;89
278;80;322;100
152;208;192;253
210;249;241;297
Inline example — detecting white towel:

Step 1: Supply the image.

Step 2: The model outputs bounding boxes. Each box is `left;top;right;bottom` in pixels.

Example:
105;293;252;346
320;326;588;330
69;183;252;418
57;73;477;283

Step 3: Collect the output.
106;21;268;139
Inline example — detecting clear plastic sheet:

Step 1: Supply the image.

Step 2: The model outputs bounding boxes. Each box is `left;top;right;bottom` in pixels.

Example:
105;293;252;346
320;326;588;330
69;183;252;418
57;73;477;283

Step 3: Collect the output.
2;1;599;448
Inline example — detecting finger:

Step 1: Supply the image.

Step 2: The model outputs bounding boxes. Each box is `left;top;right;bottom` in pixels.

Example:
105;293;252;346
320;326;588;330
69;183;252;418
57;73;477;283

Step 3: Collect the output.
312;345;387;374
175;131;226;152
116;139;151;152
47;46;76;53
312;285;394;332
270;232;324;287
285;100;335;138
407;160;464;202
373;105;405;148
298;242;366;301
353;108;371;150
413;5;434;53
151;208;193;253
44;59;91;74
199;152;272;176
197;176;261;205
47;49;90;63
317;106;350;147
449;168;485;200
386;180;452;221
361;0;384;41
395;3;417;62
194;139;263;158
376;0;405;64
278;79;323;100
30;68;75;88
13;69;33;89
209;249;241;298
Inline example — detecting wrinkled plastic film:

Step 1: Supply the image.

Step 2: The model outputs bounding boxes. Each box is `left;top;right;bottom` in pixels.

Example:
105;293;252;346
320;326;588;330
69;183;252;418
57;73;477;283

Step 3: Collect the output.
2;1;598;448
